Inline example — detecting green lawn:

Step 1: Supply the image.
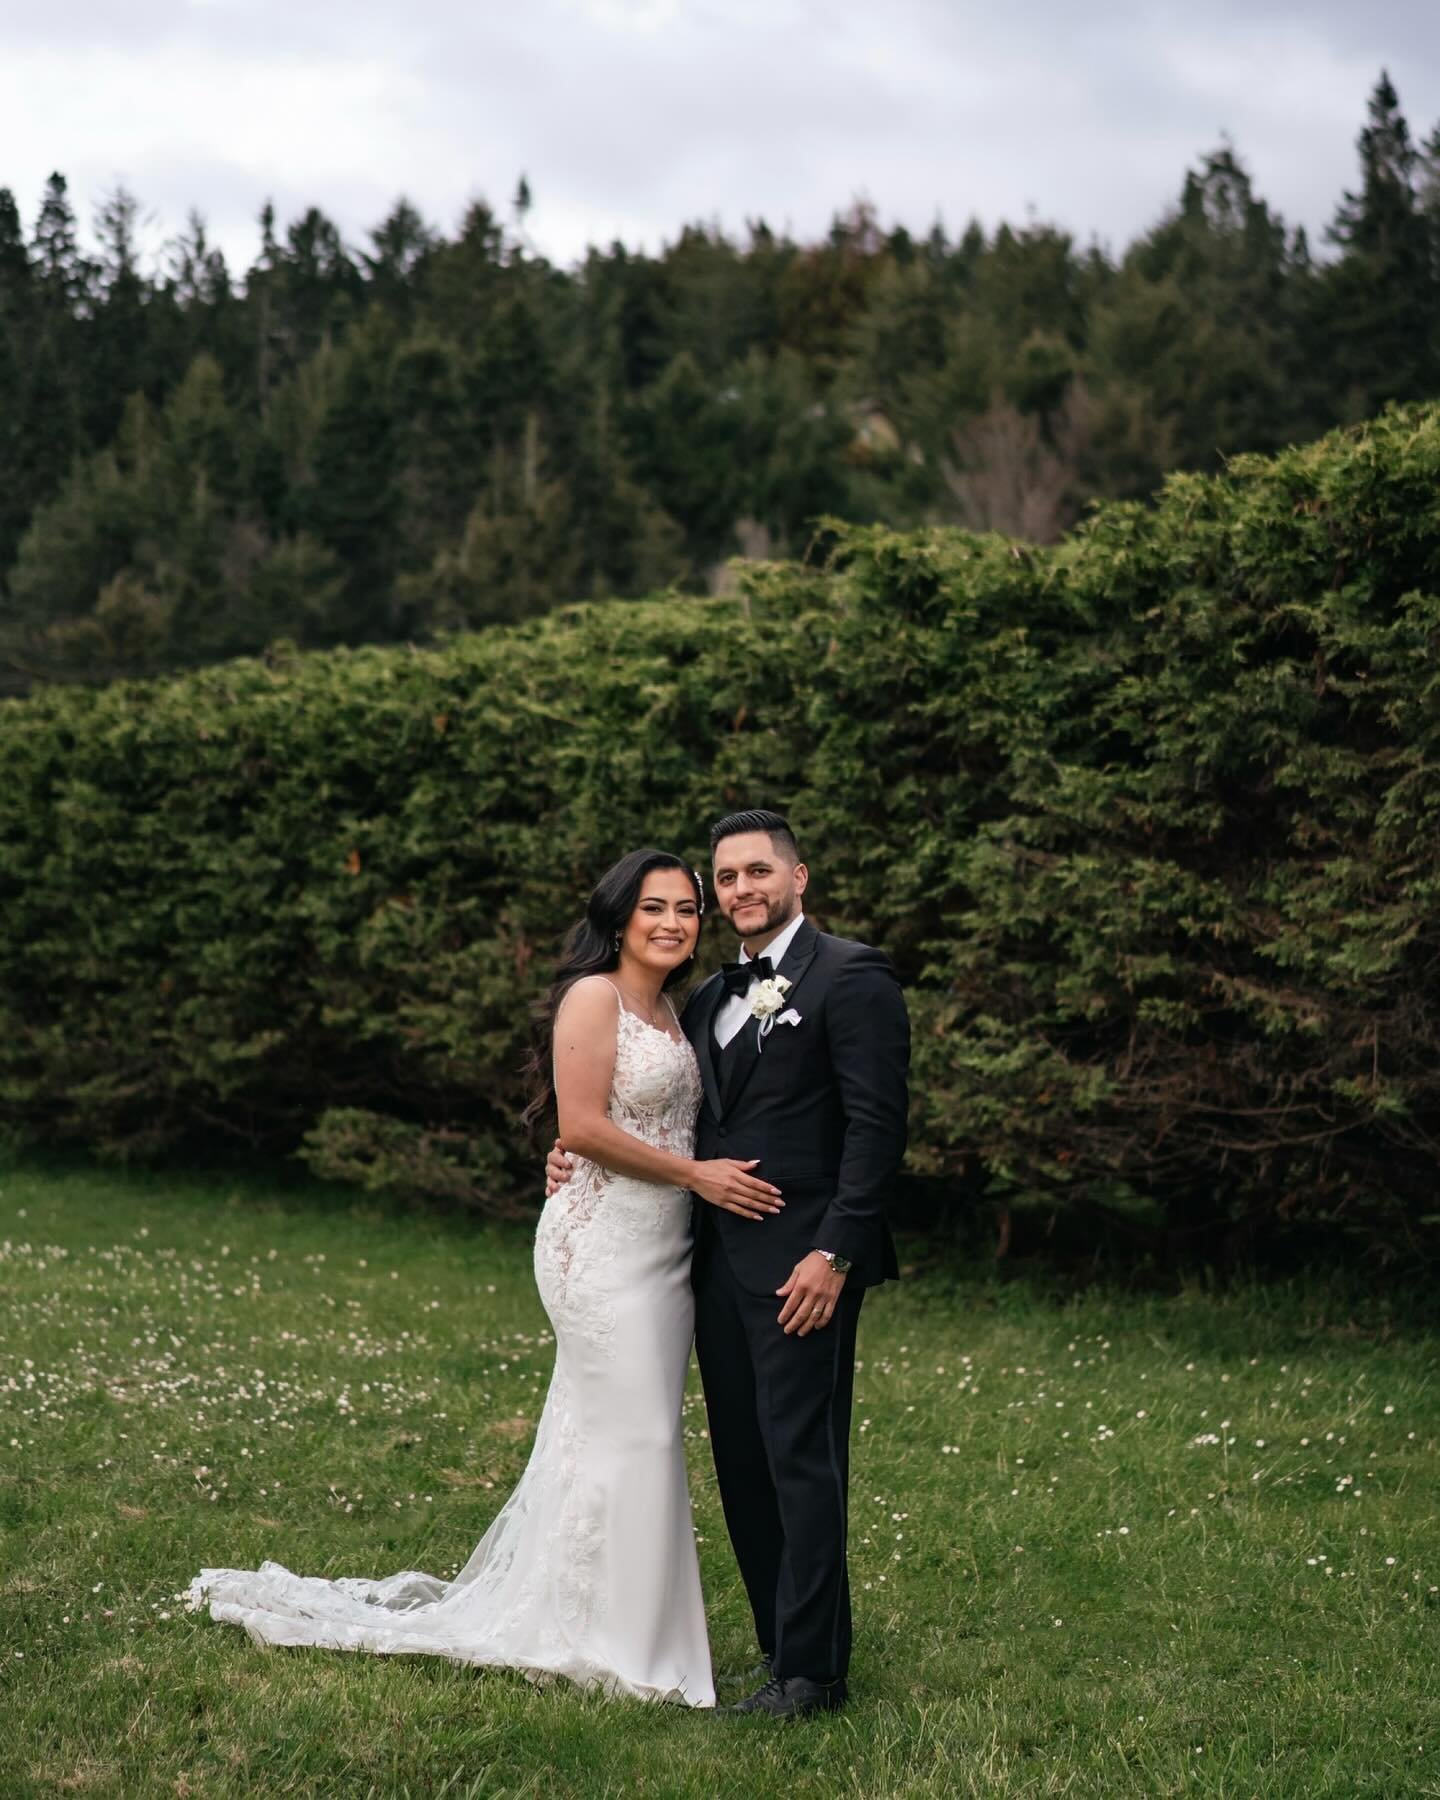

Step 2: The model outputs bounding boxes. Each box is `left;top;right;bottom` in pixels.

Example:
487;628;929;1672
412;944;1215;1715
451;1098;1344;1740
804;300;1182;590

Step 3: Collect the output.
2;1159;1437;1798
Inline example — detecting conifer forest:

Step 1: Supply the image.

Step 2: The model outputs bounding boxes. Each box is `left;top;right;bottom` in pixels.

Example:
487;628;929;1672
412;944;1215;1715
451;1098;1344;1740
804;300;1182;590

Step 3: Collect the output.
2;73;1437;689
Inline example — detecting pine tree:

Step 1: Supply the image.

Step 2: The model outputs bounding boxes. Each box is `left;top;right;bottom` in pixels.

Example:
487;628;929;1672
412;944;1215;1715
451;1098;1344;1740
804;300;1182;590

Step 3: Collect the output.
162;210;238;384
87;185;153;443
296;316;400;638
364;198;437;316
8;330;84;570
566;383;687;598
727;347;854;552
630;349;740;563
512;175;533;235
0;189;35;572
161;353;245;508
390;332;481;569
397;416;581;631
1319;73;1438;415
777;201;887;380
418;200;509;343
1418;121;1440;345
255;203;362;396
20;174;89;534
2;433;140;672
31;172;90;314
243;533;347;648
1083;144;1317;494
6;354;258;675
0;188;31;323
168;210;230;312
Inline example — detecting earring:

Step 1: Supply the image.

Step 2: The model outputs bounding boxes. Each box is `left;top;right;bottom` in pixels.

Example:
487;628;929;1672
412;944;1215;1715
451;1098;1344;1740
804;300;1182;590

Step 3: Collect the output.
612;932;621;954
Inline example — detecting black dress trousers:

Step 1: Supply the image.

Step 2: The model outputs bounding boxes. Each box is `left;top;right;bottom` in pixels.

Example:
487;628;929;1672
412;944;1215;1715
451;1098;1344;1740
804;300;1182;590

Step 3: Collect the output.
692;1233;863;1684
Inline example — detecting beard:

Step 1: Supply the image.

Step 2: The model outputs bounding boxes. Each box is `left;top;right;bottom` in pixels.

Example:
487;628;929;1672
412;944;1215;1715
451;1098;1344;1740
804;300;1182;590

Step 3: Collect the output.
728;894;796;938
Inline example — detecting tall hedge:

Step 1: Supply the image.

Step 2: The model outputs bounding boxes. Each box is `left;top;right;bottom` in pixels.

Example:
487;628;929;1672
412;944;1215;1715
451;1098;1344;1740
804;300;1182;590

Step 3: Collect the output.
4;403;1440;1261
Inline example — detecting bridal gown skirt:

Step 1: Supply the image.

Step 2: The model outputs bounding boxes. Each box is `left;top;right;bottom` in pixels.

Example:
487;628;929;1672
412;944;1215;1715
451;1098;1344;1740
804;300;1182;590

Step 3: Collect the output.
185;1168;715;1708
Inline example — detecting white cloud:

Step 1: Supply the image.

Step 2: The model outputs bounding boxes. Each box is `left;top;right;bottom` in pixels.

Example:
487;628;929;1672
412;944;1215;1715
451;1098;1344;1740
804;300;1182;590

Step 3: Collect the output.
577;0;685;33
0;0;1435;278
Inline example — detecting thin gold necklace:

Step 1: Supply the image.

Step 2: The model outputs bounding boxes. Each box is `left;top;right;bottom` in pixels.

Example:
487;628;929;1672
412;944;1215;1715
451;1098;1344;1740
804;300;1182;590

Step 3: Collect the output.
614;979;663;1029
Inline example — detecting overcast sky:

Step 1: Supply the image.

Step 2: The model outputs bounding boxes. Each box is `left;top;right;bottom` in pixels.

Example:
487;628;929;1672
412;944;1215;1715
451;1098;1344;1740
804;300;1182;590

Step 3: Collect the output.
2;0;1438;279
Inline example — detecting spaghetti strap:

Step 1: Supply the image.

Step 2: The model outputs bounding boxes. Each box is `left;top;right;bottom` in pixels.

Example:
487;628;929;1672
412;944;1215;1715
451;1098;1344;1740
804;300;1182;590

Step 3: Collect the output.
552;973;624;1036
569;975;680;1041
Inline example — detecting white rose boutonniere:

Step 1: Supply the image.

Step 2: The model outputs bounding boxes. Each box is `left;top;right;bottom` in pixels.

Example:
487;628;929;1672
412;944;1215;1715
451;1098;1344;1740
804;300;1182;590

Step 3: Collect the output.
747;974;792;1020
748;975;801;1048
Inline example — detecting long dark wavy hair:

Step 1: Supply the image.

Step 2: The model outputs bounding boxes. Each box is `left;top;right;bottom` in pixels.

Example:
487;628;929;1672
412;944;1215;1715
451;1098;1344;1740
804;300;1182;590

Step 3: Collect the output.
520;848;705;1138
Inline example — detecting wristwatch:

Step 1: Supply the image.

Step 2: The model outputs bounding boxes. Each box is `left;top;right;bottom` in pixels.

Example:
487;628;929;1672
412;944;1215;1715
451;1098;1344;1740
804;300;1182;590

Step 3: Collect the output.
816;1249;853;1275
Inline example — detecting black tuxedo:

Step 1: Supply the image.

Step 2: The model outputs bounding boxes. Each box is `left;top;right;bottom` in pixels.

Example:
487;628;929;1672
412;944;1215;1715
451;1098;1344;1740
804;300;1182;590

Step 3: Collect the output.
679;918;910;1683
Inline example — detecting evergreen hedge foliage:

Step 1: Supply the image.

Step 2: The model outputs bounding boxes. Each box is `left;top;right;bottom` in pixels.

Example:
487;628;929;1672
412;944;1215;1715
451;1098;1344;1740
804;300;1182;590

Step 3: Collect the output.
5;404;1440;1263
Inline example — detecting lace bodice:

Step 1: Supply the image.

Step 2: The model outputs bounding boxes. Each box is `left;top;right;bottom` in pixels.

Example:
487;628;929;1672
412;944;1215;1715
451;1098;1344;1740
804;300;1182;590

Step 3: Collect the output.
533;981;702;1357
604;999;702;1157
551;977;700;1159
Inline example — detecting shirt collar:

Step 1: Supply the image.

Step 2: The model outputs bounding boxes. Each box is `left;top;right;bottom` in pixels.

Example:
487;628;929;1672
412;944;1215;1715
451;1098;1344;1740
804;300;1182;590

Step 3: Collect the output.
739;910;806;969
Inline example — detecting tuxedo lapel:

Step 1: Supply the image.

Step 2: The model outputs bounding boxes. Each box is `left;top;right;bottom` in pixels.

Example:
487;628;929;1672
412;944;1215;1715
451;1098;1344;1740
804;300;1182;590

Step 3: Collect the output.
717;918;821;1116
685;973;726;1120
774;916;820;1000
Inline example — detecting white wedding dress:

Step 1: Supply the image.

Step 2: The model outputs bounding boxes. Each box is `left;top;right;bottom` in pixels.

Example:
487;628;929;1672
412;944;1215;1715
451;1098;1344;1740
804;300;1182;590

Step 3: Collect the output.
184;979;715;1707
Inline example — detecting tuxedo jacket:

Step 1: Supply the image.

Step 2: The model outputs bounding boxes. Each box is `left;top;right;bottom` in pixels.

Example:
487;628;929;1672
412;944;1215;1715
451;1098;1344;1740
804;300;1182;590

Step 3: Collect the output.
680;918;910;1294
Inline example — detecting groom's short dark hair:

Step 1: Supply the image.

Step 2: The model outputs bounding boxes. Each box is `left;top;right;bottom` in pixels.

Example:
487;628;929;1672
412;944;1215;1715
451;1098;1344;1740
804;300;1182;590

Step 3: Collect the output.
708;808;800;864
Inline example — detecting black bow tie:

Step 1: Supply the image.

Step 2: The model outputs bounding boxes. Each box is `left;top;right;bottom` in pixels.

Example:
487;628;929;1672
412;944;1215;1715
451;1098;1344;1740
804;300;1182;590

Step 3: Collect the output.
721;955;774;997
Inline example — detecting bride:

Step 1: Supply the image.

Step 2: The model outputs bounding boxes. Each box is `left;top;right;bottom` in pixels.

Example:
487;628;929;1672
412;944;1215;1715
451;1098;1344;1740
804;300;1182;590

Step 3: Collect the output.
183;848;782;1707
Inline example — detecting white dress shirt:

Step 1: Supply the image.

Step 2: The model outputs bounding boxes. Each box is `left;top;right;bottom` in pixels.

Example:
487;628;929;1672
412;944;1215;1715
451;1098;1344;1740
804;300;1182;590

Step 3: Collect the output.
713;911;807;1049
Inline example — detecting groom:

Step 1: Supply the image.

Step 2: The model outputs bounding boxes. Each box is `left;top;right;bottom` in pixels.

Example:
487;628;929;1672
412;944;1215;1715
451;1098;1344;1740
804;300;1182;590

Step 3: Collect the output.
548;808;910;1717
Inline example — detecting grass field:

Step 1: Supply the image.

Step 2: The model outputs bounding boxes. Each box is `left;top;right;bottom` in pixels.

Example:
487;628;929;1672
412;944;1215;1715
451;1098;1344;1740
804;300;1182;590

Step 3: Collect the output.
1;1158;1437;1797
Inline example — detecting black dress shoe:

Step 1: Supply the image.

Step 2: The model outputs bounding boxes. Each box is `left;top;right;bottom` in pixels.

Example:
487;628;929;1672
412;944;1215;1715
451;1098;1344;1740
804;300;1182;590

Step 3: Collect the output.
723;1674;848;1718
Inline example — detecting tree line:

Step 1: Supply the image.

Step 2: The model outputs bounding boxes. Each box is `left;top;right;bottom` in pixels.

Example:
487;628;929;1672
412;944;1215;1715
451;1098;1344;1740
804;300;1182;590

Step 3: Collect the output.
1;72;1437;687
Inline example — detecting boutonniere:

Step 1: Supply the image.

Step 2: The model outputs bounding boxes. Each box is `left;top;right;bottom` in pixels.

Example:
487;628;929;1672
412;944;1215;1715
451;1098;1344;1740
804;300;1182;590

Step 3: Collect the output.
749;978;802;1049
747;975;792;1020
